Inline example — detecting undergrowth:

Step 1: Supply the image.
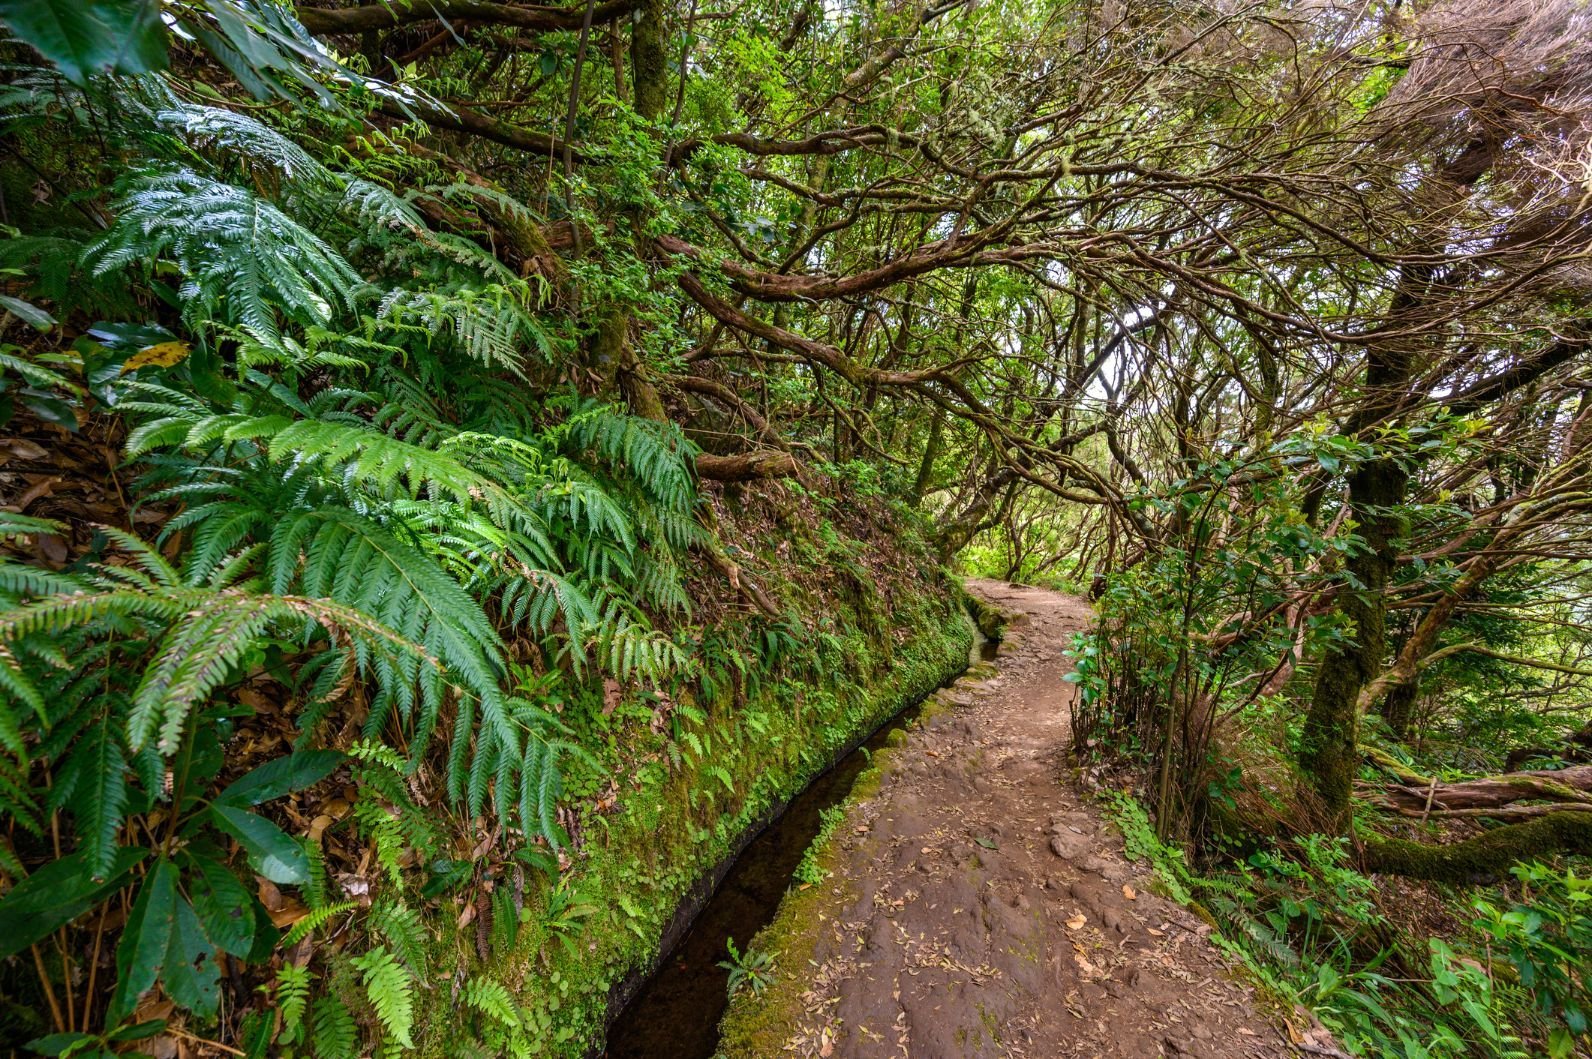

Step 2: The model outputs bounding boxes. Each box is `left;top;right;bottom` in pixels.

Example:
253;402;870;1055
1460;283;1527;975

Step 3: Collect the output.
1101;791;1589;1058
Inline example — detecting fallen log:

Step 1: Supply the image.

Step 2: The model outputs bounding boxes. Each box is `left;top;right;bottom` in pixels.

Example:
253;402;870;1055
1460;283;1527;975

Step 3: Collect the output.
1378;764;1592;813
695;450;800;481
1364;811;1592;882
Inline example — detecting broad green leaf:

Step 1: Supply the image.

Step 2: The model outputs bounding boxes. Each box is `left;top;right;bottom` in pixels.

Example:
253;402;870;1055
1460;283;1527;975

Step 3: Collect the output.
0;294;55;330
108;857;177;1023
108;1020;167;1042
185;852;258;958
210;803;308;884
0;846;145;958
214;749;342;808
0;0;166;85
162;895;222;1018
23;1032;100;1057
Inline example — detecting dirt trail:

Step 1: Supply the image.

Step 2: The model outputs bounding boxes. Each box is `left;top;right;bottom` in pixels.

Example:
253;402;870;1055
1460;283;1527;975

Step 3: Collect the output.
744;581;1298;1058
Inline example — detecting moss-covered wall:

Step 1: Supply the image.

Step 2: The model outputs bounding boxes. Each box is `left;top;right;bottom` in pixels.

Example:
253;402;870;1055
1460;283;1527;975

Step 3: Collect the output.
412;564;973;1055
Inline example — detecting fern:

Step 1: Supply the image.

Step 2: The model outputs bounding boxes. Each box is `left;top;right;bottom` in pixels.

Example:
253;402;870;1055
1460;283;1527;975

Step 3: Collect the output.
352;795;408;888
489;885;519;955
56;715;128;878
274;964;313;1044
311;993;358;1059
0;553;435;761
155;104;333;193
369;901;428;977
463;976;521;1030
352;946;415;1049
282;901;357;947
87;168;363;337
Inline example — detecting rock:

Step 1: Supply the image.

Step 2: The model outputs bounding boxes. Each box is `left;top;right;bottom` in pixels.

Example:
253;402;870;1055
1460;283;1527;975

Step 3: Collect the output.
1078;854;1129;881
1049;831;1091;860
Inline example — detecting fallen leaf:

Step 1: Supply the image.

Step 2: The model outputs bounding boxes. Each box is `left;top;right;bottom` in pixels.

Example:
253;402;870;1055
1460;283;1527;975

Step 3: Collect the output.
3;438;48;460
1122;883;1137;900
268;900;310;929
1065;913;1087;930
256;877;285;912
16;476;59;509
121;341;191;372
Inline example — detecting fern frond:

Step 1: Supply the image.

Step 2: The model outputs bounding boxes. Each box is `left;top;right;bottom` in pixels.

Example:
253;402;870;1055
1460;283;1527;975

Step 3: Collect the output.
369;901;428;977
311;994;358;1059
87;169;363;337
463;976;520;1030
274;963;313;1041
156;104;332;192
62;716;128;879
352;946;415;1049
281;901;356;946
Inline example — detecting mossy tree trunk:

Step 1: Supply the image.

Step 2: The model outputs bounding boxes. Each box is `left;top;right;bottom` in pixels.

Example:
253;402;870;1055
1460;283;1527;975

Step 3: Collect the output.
1364;812;1592;882
1300;437;1410;823
1380;676;1419;741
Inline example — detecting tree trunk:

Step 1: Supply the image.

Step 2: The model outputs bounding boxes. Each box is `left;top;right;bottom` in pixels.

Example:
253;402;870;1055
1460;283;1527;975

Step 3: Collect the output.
1364;812;1592;882
1300;454;1409;822
1380;677;1419;741
630;0;667;122
912;408;945;503
1378;765;1592;813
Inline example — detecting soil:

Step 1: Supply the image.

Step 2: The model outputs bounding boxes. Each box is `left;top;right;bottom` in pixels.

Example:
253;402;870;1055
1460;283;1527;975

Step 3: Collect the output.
730;581;1311;1058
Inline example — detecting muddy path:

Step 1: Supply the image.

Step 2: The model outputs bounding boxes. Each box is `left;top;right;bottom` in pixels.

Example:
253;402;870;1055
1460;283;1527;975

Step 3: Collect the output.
722;581;1302;1059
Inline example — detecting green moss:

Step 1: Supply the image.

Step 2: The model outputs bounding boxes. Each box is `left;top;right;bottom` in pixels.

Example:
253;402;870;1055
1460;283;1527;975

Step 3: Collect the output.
1363;812;1592;882
962;588;1011;642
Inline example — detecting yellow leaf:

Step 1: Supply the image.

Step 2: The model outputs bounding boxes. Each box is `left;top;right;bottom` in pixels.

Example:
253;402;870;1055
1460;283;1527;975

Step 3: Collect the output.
121;341;191;372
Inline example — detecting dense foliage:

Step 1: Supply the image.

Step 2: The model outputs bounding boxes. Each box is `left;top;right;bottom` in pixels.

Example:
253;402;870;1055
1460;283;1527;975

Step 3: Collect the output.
1;0;1591;1055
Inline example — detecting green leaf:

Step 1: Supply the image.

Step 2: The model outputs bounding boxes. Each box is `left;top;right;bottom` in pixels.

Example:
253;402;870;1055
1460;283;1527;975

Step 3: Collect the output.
0;0;167;84
24;1032;98;1057
162;895;222;1018
0;294;55;331
214;749;343;807
0;846;145;959
210;804;308;884
185;852;258;958
108;1019;167;1042
108;857;177;1023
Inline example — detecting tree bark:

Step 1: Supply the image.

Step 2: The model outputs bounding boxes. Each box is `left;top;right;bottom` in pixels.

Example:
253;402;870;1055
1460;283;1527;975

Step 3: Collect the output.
1364;812;1592;882
695;451;799;481
1378;765;1592;813
1300;453;1409;822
